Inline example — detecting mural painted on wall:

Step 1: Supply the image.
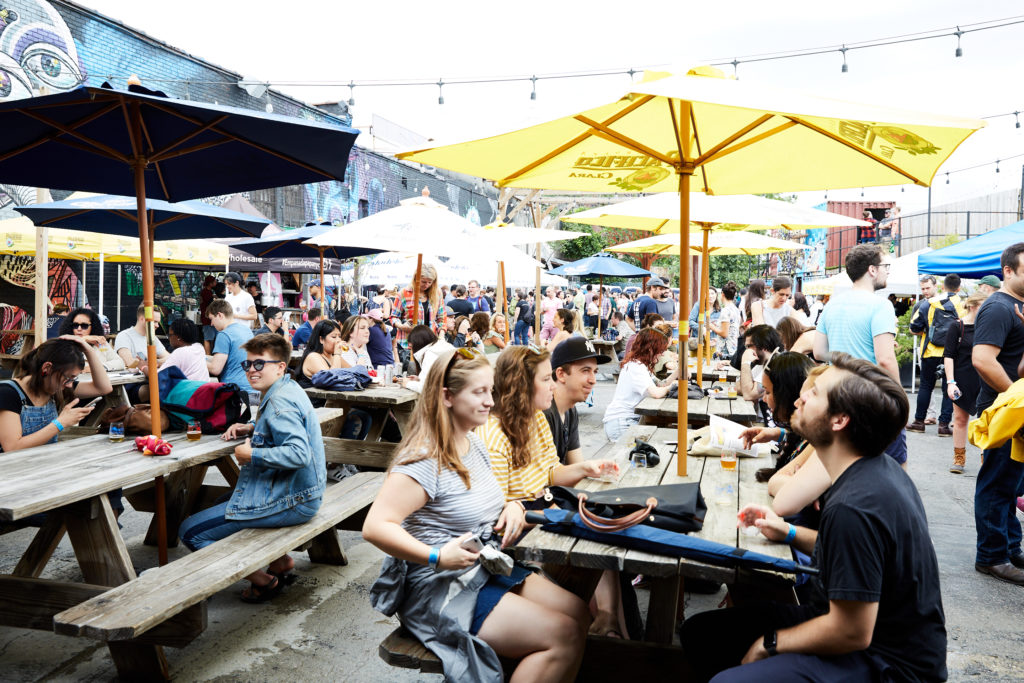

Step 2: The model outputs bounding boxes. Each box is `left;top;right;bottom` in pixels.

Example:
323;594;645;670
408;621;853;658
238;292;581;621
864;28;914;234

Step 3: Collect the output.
0;254;82;352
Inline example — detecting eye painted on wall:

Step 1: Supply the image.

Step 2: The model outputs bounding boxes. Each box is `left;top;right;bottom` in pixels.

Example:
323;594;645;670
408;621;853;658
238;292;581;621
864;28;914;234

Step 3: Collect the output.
0;64;32;99
22;46;82;90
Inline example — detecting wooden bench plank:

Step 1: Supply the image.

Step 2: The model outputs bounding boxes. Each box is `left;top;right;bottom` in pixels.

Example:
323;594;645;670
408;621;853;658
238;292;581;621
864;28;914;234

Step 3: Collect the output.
323;437;397;469
379;626;443;674
54;472;383;642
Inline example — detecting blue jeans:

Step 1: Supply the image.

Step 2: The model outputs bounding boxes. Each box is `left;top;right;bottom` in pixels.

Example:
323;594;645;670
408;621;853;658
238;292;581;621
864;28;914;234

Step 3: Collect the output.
974;440;1024;565
604;416;639;441
513;320;531;345
179;499;317;551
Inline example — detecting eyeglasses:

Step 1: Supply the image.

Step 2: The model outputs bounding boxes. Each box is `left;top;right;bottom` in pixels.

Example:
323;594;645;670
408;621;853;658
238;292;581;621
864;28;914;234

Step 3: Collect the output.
527;343;546;355
240;359;286;372
71;322;91;330
442;347;483;385
874;263;892;270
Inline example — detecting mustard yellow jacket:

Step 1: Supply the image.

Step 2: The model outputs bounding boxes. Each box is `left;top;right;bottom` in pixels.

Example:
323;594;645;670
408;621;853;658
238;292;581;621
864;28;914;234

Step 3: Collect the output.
969;379;1024;462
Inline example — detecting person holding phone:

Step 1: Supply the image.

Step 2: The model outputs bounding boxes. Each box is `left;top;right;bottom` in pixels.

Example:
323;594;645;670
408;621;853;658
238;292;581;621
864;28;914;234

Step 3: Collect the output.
0;337;112;454
363;348;589;682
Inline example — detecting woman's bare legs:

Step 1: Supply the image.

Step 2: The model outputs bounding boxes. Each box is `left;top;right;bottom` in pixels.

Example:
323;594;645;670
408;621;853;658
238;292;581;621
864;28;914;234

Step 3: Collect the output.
590;570;628;637
951;403;969;450
476;573;589;683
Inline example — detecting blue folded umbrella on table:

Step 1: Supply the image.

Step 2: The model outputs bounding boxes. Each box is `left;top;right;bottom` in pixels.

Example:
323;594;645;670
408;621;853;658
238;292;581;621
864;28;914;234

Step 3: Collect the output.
525;508;817;575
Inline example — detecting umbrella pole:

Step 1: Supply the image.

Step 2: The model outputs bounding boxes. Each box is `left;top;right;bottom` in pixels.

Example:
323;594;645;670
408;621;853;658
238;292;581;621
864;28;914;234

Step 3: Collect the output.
412;254;422;327
98;252;104;317
318;248;325;309
500;261;509;344
677;173;692;478
131;105;167;566
696;228;710;386
596;276;604;338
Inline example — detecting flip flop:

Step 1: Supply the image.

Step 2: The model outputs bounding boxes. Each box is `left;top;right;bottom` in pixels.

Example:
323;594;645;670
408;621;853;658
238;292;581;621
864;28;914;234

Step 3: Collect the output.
269;570;298;586
240;575;282;604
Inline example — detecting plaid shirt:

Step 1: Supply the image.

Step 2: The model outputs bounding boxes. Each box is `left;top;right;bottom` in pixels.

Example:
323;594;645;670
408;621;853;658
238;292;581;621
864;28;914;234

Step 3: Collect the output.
392;287;446;341
858;218;878;242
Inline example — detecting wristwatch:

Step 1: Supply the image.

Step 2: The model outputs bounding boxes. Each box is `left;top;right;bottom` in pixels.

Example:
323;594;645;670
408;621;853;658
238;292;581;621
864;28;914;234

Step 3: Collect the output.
763;630;778;656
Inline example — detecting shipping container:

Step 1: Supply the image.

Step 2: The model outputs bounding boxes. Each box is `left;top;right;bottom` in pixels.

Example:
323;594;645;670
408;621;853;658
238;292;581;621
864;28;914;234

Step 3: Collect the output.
825;200;898;271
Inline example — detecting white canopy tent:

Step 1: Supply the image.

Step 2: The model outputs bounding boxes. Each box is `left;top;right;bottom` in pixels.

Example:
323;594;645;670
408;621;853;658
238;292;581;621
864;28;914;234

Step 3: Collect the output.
802;248;930;298
341;250;569;289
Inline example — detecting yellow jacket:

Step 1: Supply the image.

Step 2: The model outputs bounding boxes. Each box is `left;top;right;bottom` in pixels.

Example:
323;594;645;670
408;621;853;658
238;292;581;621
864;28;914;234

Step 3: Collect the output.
969;379;1024;462
912;293;965;358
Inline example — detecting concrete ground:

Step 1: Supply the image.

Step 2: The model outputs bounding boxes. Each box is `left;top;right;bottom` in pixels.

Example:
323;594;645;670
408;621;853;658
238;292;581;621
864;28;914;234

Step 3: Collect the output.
2;383;1023;681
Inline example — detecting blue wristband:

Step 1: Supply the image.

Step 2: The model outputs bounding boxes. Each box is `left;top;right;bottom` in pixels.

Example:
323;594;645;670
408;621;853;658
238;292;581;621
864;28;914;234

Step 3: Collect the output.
51;419;64;433
785;523;797;544
778;427;786;442
427;547;441;571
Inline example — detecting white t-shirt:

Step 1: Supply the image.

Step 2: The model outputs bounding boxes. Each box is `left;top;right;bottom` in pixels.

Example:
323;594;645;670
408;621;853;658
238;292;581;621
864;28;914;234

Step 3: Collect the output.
339;344;373;369
762;300;793;328
114;327;168;361
161;343;210;381
225;290;256;327
718;302;742;357
603;361;656;423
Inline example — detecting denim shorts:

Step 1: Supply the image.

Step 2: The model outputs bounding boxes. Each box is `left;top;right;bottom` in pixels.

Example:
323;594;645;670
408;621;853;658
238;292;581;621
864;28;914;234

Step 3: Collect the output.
604;416;640;442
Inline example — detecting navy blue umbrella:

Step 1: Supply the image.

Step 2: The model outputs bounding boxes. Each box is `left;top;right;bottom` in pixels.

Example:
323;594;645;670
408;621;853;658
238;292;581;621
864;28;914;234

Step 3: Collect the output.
918;219;1024;278
548;253;651;335
231;222;381;286
0;84;358;565
15;194;272;239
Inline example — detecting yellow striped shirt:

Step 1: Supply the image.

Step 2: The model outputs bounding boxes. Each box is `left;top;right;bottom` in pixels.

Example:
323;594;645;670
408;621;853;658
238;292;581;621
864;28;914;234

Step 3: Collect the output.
476;411;559;502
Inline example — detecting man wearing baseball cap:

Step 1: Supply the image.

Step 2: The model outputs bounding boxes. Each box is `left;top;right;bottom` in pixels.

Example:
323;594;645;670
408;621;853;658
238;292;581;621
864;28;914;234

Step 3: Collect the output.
978;275;1001;296
544;337;610;465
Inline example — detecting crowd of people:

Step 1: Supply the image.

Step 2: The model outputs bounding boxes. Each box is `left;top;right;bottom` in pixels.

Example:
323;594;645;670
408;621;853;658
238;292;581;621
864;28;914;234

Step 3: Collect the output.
16;244;1024;681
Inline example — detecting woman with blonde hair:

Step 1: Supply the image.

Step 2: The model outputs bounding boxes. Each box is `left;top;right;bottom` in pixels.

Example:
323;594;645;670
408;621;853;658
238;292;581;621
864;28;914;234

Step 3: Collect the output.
484;312;508;353
364;348;588;681
479;346;617;506
392;263;446;343
338;314;373;368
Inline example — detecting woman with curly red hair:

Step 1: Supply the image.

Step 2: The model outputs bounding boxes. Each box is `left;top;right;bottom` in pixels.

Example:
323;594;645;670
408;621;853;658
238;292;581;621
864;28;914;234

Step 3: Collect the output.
477;346;618;507
602;327;679;440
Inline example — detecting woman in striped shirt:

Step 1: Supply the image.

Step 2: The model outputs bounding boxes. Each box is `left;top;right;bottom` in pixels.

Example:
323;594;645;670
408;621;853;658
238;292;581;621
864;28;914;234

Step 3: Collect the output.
363;348;589;681
478;346;618;507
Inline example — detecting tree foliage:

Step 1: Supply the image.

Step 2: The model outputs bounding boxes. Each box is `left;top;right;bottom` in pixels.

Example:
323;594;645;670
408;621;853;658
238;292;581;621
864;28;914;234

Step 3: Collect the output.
556;224;608;261
710;254;757;287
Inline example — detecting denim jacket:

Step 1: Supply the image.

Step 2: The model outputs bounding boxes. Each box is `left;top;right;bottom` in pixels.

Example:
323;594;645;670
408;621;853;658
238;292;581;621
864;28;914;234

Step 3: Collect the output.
226;374;326;521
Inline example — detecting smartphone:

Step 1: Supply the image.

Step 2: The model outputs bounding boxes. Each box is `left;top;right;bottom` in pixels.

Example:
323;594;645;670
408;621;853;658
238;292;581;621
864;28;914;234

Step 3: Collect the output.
460;534;484;552
82;397;103;409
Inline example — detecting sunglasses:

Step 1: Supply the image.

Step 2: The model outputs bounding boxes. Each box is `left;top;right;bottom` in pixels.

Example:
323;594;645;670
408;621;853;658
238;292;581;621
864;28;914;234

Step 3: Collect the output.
762;347;783;375
442;347;483;386
527;344;545;355
71;322;91;330
240;359;286;372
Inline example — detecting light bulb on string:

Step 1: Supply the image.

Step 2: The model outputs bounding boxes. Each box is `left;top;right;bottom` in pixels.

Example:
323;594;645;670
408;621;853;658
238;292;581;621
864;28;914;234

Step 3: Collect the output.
996;159;1000;173
954;27;963;57
347;81;355;107
437;78;444;105
1016;112;1020;129
530;75;537;101
860;187;864;197
731;59;739;78
946;173;950;185
840;46;848;73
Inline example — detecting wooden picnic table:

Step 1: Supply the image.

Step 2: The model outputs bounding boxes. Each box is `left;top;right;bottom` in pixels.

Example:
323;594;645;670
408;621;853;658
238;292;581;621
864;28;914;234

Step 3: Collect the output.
634;394;759;428
79;371;147;427
589;338;622;375
305;384;418;441
512;425;794;645
687;362;739;383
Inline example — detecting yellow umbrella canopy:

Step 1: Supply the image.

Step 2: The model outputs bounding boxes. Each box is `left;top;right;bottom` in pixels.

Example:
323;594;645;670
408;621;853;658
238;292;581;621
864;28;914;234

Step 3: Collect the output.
608;230;812;256
0;215;103;260
398;66;985;477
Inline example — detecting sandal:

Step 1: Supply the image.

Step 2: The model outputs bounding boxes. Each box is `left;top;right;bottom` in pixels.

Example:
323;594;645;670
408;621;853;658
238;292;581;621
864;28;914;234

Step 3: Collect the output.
270;570;298;586
240;575;282;604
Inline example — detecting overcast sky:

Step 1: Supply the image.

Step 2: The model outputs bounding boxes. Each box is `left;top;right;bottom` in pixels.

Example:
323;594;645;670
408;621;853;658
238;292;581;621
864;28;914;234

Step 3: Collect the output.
76;0;1024;214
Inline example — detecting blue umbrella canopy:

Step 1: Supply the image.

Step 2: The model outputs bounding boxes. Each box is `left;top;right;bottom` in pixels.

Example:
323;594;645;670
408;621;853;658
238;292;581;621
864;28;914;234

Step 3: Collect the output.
0;85;359;201
15;194;273;239
547;252;651;278
231;223;379;260
917;219;1024;279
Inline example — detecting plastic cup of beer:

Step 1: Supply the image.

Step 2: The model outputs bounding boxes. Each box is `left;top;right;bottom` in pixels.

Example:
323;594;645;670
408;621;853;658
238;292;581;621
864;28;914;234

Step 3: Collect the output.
720;449;737;471
718;370;727;383
187;420;202;441
727;382;738;399
109;421;125;443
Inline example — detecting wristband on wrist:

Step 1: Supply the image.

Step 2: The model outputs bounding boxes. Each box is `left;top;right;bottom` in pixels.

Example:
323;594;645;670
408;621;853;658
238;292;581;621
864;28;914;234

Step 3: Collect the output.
778;427;786;442
785;523;797;544
51;419;64;433
427;547;441;571
947;380;957;385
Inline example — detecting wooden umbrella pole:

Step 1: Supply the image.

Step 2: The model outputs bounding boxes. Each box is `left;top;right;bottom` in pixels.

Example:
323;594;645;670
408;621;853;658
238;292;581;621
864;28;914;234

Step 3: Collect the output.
130;102;167;565
677;172;692;478
318;248;325;307
695;227;710;386
500;261;509;344
412;254;422;327
596;275;604;338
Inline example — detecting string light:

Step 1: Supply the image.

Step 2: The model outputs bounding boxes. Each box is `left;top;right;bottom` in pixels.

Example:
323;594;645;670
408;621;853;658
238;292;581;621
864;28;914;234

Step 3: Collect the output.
437;78;444;105
530;75;537;101
954;26;963;57
347;81;355;107
996;159;1000;173
1016;112;1021;129
840;46;849;73
946;173;950;184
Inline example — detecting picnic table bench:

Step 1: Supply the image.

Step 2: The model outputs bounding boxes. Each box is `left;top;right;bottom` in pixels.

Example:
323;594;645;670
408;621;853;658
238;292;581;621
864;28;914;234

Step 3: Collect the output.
635;394;759;427
0;405;378;680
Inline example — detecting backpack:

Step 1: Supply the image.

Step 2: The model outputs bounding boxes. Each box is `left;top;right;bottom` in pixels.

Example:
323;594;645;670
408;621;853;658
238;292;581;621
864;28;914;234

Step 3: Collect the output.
927;297;959;347
163;381;252;433
521;301;535;327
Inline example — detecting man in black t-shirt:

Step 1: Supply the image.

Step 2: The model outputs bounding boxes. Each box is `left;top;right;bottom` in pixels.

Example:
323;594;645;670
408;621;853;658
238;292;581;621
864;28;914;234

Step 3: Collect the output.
446;285;474;317
543;337;609;464
681;353;946;682
971;242;1024;585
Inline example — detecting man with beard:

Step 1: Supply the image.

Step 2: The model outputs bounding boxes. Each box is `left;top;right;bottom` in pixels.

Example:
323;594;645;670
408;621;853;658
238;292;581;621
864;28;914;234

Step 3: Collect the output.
813;244;906;465
680;354;946;683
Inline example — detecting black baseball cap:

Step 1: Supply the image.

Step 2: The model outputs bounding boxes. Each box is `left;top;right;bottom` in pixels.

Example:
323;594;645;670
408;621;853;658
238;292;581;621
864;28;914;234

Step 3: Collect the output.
550;337;611;370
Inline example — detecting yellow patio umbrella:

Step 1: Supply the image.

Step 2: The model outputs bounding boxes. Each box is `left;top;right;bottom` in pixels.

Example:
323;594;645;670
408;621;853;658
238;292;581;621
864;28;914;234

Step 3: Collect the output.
398;66;985;476
0;216;104;260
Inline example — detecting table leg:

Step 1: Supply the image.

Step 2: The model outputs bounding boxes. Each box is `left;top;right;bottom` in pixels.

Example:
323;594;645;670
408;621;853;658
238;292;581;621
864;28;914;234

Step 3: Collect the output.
644;576;680;644
13;514;67;578
390;406;415;438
